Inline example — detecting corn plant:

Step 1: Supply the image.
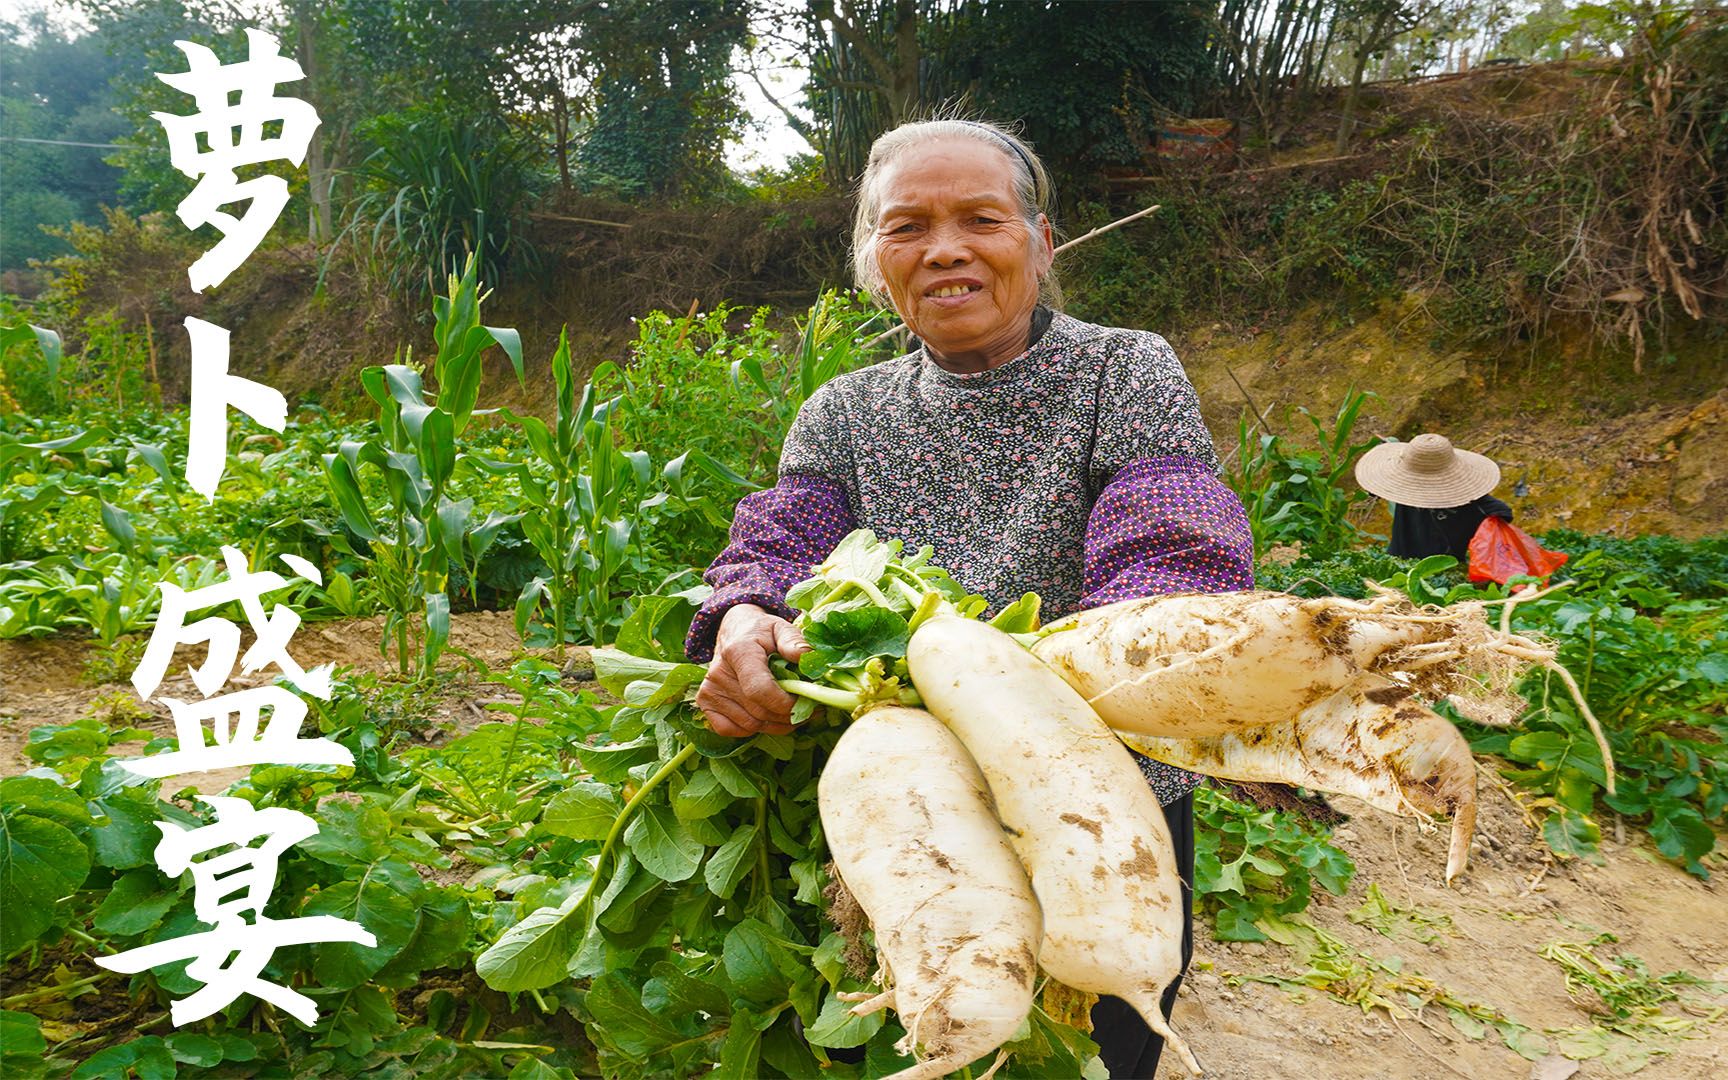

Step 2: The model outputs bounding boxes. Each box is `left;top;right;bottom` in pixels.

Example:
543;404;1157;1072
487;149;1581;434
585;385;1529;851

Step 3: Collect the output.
484;335;756;651
0;320;64;412
728;289;878;443
1226;387;1379;559
484;331;594;654
320;257;523;678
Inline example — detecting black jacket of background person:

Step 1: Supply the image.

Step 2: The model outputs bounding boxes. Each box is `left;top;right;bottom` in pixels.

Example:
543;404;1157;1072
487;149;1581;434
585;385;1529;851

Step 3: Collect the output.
1388;495;1514;561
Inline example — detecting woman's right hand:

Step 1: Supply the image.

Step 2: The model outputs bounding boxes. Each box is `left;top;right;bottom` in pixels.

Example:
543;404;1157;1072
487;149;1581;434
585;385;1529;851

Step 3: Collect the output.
696;604;810;738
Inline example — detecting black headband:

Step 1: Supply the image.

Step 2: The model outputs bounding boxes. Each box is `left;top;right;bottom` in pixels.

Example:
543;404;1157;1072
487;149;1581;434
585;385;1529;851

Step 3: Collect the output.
957;121;1040;202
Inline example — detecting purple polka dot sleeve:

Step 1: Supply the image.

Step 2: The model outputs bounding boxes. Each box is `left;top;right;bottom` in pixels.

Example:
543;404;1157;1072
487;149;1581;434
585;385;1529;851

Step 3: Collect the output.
684;473;855;662
1081;456;1255;801
1082;457;1255;606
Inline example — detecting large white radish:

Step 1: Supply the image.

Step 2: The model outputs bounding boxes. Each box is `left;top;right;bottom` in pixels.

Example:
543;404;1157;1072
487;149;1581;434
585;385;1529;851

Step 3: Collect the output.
907;615;1204;1077
1031;590;1453;737
1032;588;1560;737
818;705;1042;1080
1120;676;1479;883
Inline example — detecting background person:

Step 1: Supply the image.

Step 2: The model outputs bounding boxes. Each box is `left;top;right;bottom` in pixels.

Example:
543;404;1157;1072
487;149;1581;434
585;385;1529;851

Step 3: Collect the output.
1355;432;1512;561
685;116;1253;1079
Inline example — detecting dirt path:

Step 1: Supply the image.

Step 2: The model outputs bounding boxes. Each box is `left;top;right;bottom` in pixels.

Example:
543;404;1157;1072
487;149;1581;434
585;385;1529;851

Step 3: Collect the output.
0;611;576;790
3;618;1723;1078
1157;780;1728;1078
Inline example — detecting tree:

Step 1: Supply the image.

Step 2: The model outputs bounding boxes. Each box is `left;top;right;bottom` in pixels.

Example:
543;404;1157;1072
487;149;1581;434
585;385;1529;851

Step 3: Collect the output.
1332;0;1454;153
937;1;1216;191
810;0;923;124
578;0;751;197
791;0;931;184
0;11;128;272
1496;0;1583;60
791;1;1217;190
325;0;598;193
68;0;276;223
1213;0;1342;146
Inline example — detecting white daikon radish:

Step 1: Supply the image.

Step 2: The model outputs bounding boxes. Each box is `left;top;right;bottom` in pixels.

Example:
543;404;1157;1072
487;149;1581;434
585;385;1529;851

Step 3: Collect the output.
1032;590;1479;737
907;615;1204;1077
818;705;1042;1080
1121;675;1479;883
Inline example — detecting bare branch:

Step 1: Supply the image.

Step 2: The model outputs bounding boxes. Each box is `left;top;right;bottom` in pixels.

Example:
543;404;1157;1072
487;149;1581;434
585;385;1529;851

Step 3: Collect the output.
746;67;823;152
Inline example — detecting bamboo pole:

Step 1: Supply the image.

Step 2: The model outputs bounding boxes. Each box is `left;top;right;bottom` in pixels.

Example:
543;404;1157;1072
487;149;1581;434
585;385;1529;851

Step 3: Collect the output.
527;212;633;229
1052;203;1163;255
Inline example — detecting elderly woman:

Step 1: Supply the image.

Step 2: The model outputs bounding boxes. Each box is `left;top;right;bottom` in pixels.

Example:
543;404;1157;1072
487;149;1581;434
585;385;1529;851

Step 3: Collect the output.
686;118;1253;1078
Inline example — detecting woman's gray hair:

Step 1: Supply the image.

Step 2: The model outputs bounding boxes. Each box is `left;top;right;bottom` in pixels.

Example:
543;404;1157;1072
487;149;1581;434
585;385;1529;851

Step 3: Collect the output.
851;117;1063;309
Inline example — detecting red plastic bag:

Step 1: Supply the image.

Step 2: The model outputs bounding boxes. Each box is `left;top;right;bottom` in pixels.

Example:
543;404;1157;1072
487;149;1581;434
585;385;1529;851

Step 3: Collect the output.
1467;517;1568;585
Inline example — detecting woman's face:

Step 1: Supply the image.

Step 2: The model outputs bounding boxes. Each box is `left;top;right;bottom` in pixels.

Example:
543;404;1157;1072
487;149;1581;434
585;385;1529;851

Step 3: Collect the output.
872;137;1053;371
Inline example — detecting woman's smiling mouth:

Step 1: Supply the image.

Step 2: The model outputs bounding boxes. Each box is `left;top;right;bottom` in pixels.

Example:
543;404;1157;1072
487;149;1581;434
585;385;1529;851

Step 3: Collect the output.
925;282;984;304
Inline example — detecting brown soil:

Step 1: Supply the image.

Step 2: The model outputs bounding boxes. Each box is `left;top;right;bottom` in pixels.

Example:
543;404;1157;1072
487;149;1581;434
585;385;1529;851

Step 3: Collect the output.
1156;779;1728;1079
1177;302;1728;540
0;610;589;790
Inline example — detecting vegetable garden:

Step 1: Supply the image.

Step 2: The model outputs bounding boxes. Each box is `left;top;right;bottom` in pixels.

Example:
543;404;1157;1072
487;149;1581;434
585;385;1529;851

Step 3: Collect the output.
2;265;1725;1078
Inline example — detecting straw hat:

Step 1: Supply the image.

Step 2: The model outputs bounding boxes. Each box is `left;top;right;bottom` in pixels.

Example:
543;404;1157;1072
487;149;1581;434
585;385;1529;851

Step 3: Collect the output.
1354;434;1500;509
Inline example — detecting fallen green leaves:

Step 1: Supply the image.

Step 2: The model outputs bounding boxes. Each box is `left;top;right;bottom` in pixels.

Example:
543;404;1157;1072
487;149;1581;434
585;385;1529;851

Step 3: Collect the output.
1225;911;1728;1076
1540;932;1727;1041
1234;915;1551;1060
1348;883;1453;944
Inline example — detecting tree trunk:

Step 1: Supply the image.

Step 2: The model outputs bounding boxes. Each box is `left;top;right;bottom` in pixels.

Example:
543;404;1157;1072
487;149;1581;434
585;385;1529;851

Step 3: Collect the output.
890;0;920;122
1334;43;1372;154
295;5;332;245
1296;1;1336;113
553;76;572;190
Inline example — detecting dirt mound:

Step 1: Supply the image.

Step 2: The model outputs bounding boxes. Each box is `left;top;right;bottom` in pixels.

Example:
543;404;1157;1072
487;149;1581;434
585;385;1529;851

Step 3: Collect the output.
1177;300;1728;539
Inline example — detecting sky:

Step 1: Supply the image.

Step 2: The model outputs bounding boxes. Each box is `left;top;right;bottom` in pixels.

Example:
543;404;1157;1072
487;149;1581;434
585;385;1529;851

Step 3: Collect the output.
727;53;811;173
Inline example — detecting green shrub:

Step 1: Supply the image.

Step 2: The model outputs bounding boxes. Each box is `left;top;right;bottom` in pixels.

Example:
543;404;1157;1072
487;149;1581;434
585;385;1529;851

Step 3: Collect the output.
338;105;545;298
1226;388;1379;561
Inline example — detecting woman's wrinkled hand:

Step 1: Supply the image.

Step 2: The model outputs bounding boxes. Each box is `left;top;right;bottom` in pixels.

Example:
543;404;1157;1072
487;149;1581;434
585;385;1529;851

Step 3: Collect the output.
697;603;810;738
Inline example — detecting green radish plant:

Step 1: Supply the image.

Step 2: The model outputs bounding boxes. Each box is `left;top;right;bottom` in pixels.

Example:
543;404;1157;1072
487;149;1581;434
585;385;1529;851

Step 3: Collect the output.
471;552;1113;1078
489;338;756;650
0;423;159;564
1;672;569;1079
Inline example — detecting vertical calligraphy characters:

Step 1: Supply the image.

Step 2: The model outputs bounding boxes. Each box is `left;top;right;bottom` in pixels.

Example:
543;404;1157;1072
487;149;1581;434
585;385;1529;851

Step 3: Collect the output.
90;31;376;1027
157;27;306;500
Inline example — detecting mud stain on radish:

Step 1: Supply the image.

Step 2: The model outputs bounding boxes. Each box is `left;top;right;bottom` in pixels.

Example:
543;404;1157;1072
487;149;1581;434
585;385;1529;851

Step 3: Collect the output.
915;840;956;871
1060;812;1104;839
1365;684;1411;706
1119;836;1160;879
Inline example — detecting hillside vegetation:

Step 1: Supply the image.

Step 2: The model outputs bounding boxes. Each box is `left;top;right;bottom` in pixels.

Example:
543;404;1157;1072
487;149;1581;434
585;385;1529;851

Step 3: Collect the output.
9;54;1723;534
